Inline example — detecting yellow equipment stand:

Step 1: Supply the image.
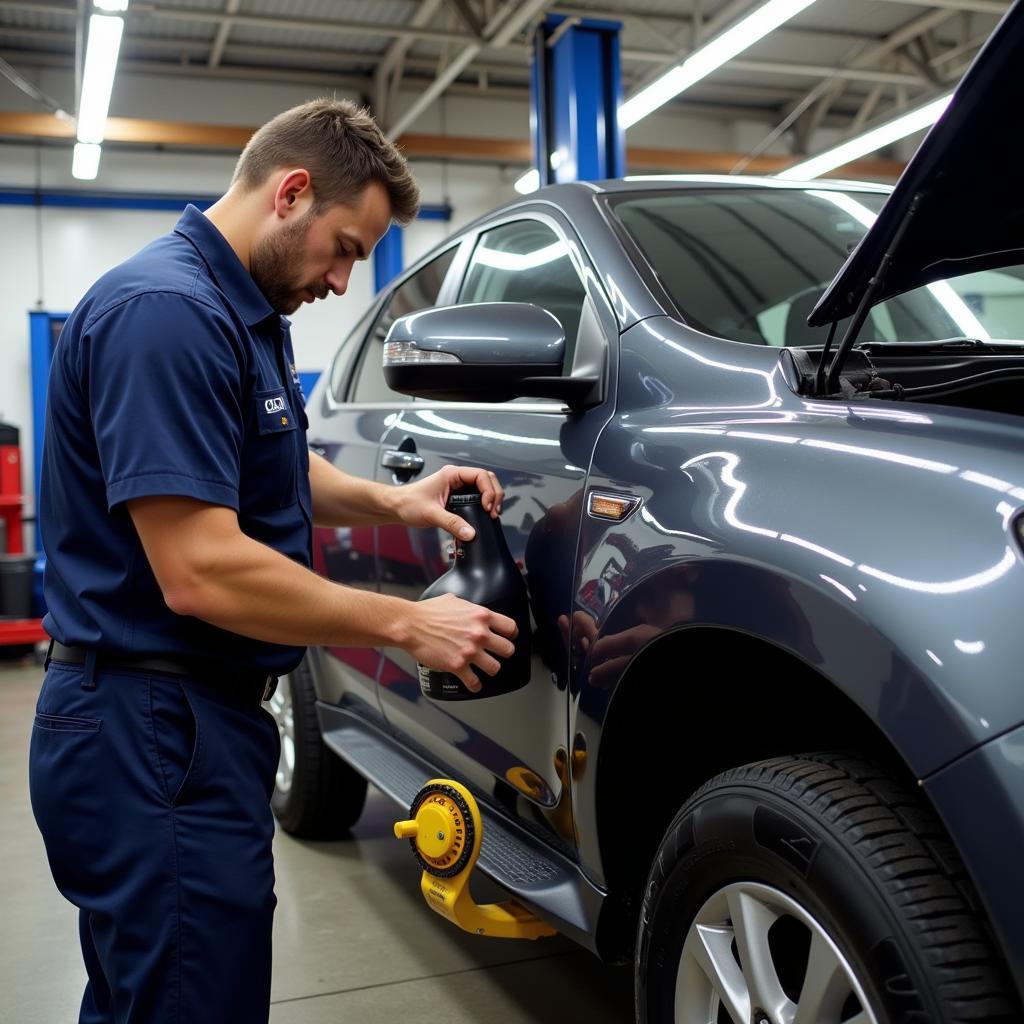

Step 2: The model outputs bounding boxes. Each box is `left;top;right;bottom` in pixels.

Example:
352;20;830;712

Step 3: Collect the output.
394;779;556;940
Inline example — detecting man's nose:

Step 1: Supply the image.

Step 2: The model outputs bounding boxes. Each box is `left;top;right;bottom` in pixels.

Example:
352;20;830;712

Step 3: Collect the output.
324;264;349;296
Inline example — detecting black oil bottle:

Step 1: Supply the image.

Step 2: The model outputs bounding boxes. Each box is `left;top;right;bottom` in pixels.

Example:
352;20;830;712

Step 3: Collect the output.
417;491;531;700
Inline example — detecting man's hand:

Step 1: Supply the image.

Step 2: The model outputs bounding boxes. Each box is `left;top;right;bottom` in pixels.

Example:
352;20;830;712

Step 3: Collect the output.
404;594;518;692
393;464;504;541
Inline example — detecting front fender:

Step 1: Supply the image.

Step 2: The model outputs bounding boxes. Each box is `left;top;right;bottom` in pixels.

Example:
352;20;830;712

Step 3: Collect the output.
571;556;965;773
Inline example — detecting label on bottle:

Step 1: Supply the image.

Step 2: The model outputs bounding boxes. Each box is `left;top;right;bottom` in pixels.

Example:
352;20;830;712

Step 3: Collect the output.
418;663;469;699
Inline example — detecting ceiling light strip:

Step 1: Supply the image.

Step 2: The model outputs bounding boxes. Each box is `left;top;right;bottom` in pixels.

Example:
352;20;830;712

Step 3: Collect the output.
777;93;952;180
73;5;129;180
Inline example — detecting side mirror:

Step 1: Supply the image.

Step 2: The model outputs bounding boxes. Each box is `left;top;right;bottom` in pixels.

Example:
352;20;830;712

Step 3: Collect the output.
382;302;600;407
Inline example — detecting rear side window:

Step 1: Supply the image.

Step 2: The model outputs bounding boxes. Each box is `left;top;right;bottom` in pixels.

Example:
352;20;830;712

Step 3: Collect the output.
459;220;587;367
350;246;457;403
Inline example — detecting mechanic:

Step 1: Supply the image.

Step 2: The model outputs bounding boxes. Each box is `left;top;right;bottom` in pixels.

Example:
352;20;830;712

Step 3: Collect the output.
28;98;518;1024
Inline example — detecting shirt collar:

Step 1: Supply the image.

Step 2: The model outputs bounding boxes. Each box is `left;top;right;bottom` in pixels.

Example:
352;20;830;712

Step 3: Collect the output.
174;204;276;327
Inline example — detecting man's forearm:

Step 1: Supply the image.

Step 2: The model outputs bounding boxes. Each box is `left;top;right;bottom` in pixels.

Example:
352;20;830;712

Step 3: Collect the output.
169;523;412;648
308;450;400;528
129;494;518;688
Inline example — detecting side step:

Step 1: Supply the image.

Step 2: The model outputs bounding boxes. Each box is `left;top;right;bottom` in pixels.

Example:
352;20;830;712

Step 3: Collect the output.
317;702;605;951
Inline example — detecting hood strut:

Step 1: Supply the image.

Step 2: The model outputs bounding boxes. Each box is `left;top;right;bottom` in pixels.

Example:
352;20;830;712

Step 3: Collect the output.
819;192;923;397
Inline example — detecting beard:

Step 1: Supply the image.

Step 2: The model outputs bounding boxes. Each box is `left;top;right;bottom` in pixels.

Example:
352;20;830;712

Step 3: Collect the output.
250;211;325;315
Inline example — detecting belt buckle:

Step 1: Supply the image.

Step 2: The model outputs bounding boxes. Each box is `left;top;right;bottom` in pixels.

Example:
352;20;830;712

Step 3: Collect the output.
261;675;278;703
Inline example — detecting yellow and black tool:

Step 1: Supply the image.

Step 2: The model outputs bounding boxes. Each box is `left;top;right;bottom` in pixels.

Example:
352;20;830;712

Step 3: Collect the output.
394;779;556;940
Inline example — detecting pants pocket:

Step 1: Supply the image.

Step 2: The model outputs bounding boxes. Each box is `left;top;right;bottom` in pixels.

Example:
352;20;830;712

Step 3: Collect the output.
34;712;101;732
148;677;200;807
29;676;107;881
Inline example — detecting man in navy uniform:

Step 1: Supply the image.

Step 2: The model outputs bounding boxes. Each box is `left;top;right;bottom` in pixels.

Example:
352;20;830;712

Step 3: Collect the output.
30;98;517;1024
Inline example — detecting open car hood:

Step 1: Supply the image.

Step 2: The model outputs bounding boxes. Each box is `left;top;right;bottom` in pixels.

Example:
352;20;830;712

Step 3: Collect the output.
809;0;1024;328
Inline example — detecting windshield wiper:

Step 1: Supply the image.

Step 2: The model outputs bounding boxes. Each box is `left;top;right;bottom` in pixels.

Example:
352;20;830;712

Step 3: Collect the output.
857;337;999;355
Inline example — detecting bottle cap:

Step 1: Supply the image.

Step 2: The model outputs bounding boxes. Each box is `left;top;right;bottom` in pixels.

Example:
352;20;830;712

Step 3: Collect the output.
447;491;483;508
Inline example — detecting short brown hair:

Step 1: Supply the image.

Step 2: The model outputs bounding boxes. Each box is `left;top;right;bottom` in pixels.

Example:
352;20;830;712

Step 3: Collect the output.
232;98;420;225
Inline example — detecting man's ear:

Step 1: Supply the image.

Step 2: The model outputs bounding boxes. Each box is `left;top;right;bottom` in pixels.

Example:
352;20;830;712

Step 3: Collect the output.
272;169;313;219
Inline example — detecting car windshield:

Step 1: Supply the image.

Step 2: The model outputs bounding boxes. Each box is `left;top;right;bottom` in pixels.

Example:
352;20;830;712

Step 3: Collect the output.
612;188;1024;347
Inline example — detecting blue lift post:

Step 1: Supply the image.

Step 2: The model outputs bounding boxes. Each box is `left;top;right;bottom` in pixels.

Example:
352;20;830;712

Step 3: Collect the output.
373;223;405;294
28;310;67;614
531;14;624;186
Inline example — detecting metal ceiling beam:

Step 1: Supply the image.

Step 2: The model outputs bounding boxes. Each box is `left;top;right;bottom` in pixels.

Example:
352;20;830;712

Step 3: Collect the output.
3;0;994;51
721;59;921;85
0;54;67;113
929;29;994;67
448;0;484;39
207;0;239;70
130;3;476;46
385;0;553;139
779;7;956;125
1;50;825;124
0;24;928;91
868;0;1006;13
0;0;485;46
550;4;909;44
374;0;445;124
846;78;886;135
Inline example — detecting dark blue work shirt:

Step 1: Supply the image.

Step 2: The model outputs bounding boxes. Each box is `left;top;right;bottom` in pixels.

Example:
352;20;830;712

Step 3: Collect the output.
40;204;312;675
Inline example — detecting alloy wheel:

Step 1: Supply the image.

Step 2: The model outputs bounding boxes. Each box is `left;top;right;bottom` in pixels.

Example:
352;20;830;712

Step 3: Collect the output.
675;881;879;1024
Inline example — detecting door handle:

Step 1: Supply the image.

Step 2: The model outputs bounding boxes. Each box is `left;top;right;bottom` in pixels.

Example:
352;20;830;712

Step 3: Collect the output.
381;449;425;473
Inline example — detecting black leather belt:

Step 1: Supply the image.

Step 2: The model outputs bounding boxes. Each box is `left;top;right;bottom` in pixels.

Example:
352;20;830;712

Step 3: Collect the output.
46;640;278;704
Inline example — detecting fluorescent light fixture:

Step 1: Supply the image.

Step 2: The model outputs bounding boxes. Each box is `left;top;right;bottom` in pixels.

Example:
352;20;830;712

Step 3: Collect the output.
76;14;125;145
514;168;539;195
94;0;129;10
72;142;102;180
807;188;990;338
620;0;819;128
778;93;952;180
514;0;819;194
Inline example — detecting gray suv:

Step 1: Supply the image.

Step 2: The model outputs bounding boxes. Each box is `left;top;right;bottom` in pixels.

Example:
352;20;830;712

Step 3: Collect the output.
270;5;1024;1021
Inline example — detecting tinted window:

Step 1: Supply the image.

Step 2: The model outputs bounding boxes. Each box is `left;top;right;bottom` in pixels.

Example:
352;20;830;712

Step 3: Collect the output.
612;189;1010;346
460;220;587;366
351;246;457;403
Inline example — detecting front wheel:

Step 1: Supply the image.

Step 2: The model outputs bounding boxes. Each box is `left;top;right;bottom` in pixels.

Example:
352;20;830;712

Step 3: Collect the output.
268;655;367;838
636;754;1019;1024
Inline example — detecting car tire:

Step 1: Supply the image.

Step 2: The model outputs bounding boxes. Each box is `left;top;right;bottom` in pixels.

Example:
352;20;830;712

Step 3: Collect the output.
635;753;1019;1024
268;655;367;839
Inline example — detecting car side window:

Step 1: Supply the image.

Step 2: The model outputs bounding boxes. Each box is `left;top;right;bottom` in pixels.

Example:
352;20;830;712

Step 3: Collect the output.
459;220;587;370
350;246;457;403
329;306;377;402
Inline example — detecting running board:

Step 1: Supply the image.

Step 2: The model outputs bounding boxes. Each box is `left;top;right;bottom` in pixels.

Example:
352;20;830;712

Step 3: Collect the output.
317;702;604;952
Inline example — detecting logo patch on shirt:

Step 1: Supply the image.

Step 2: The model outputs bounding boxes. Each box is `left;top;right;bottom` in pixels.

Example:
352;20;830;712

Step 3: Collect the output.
256;388;295;435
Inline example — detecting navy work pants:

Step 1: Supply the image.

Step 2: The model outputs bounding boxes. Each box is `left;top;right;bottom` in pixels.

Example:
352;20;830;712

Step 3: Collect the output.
29;661;281;1024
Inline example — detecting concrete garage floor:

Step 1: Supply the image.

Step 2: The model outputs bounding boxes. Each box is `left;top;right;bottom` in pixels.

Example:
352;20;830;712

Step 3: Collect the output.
1;660;634;1023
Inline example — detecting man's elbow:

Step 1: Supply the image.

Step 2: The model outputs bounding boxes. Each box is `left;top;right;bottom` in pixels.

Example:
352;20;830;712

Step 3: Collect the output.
156;555;224;621
161;573;214;620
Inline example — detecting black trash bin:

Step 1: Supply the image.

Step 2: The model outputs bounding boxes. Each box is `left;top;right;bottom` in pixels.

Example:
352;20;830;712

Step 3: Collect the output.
0;554;36;618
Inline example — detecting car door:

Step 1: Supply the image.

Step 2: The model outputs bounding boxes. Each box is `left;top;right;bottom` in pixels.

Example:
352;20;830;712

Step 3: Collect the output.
374;212;616;848
307;244;458;724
